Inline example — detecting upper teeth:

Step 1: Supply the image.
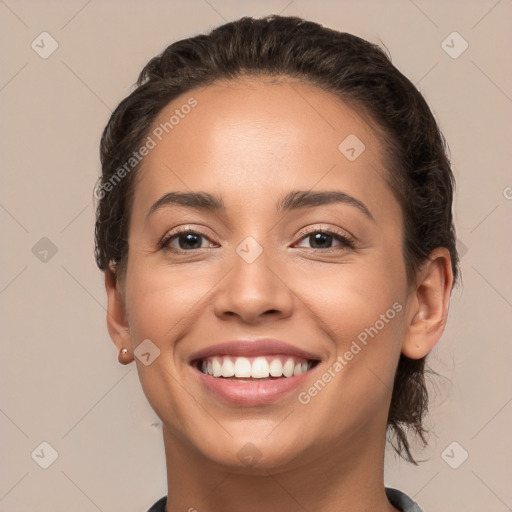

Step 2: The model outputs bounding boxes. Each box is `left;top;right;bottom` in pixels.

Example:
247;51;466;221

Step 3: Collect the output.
200;356;313;378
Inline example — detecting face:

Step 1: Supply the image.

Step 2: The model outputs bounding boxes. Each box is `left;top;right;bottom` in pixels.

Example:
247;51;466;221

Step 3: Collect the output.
118;78;412;472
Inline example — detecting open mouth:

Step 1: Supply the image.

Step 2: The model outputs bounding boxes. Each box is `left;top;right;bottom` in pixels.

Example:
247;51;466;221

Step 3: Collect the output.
192;355;321;380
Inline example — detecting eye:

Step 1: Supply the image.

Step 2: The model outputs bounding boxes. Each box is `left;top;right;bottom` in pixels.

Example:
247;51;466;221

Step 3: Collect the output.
159;228;218;252
294;228;355;250
159;227;355;253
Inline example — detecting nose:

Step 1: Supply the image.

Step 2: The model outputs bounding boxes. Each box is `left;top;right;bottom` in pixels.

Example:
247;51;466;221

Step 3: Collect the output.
212;242;294;325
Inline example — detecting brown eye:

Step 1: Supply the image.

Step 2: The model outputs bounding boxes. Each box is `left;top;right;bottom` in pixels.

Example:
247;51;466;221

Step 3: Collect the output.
160;229;217;251
295;230;355;250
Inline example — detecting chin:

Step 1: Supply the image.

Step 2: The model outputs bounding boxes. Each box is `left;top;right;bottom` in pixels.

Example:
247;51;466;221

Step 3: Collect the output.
194;433;310;475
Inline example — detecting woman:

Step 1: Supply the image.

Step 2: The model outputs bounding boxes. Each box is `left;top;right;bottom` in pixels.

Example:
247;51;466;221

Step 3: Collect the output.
94;15;458;512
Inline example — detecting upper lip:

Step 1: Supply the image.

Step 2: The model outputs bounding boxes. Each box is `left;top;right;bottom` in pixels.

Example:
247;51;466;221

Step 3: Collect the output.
188;339;322;364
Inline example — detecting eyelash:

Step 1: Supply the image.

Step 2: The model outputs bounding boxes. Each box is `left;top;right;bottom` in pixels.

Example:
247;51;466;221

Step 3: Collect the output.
295;227;356;251
159;226;356;253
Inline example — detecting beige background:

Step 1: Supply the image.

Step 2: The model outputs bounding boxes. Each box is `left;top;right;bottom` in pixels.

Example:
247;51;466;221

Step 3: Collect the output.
1;0;511;511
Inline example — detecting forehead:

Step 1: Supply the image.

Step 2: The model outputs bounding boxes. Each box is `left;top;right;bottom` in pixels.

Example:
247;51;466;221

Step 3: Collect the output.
132;77;392;216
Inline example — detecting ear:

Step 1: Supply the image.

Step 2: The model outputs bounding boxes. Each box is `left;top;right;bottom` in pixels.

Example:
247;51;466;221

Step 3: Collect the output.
104;265;131;354
402;247;454;359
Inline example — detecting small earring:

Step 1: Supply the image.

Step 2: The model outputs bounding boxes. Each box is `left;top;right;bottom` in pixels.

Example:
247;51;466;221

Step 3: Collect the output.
118;347;134;365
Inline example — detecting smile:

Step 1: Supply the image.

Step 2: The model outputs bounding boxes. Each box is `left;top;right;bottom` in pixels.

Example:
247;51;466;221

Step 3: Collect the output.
188;339;322;405
191;356;321;406
195;355;318;379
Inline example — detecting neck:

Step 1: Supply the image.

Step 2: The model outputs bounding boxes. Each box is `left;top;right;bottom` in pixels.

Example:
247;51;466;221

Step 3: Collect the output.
161;422;399;512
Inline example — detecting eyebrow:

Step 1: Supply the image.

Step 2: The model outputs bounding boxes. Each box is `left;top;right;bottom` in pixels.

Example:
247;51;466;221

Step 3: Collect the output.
147;190;374;221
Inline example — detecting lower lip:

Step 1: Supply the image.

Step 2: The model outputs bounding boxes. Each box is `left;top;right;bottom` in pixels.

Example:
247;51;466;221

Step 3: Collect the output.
192;365;318;406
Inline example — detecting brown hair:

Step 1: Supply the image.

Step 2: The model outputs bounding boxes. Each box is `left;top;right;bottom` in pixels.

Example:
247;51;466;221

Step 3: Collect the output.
94;15;459;464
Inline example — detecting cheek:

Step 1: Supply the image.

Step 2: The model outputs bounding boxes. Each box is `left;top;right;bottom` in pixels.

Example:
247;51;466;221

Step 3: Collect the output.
291;263;406;421
289;249;407;338
287;250;407;395
124;260;214;343
122;260;216;430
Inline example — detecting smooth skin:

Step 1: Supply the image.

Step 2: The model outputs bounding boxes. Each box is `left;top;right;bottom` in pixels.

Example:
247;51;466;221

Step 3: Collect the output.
105;77;453;512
